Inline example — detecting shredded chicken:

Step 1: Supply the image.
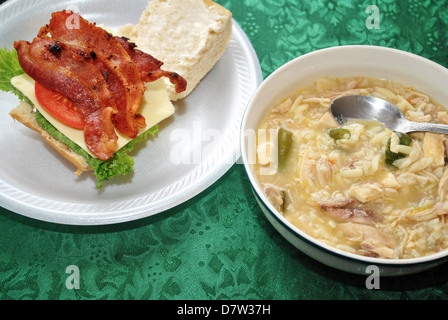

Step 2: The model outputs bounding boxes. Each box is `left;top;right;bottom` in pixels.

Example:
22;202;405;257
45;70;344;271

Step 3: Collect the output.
439;169;448;201
320;199;381;225
299;148;334;190
349;182;383;203
317;112;339;129
272;98;293;114
264;184;286;212
423;133;445;168
338;223;397;259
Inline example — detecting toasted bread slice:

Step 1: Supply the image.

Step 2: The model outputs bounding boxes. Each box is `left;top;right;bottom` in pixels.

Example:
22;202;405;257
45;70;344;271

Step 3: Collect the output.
9;102;92;175
118;0;232;101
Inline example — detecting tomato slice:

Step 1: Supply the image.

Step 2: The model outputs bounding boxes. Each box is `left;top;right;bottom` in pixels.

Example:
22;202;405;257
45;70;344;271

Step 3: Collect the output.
34;82;85;130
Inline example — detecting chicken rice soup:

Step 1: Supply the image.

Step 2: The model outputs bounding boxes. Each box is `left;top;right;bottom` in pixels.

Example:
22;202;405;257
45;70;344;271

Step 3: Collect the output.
255;76;448;259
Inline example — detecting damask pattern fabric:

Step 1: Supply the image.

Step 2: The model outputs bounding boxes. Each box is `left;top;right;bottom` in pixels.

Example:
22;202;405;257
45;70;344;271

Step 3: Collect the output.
1;0;448;300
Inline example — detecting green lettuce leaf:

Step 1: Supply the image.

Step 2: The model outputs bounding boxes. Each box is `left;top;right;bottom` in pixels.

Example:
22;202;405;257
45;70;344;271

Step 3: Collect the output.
0;47;31;103
36;110;159;188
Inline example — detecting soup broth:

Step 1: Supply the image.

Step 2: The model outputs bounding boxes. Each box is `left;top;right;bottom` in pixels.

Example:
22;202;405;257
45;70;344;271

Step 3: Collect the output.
255;76;448;259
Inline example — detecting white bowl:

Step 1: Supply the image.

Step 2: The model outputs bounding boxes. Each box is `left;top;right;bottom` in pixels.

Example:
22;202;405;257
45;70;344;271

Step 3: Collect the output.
240;45;448;276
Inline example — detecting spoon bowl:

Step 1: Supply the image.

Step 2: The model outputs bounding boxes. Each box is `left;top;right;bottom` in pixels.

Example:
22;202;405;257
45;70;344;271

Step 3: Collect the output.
330;95;448;135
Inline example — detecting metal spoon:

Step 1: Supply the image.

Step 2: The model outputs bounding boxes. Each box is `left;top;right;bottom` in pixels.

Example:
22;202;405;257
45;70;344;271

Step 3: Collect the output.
330;95;448;134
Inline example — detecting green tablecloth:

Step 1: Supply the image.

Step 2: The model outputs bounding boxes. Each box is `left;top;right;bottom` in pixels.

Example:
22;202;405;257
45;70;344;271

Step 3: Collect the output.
2;0;448;300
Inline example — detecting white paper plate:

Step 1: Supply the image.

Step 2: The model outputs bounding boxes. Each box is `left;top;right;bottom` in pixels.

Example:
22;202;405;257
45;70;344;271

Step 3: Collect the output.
0;0;262;225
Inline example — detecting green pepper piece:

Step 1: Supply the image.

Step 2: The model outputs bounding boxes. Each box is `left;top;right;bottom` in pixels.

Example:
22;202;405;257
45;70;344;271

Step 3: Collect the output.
385;131;412;166
396;131;412;146
278;128;293;171
329;128;351;140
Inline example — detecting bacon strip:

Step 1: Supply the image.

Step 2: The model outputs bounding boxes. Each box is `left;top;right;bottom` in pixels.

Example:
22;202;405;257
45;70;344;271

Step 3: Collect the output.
115;37;187;93
14;38;118;160
45;11;146;139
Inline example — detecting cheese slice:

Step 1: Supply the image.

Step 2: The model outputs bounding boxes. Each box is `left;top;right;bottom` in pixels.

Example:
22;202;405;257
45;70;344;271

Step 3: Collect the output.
11;74;175;158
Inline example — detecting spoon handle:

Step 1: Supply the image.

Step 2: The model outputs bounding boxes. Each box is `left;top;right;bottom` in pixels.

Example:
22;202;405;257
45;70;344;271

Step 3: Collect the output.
406;121;448;135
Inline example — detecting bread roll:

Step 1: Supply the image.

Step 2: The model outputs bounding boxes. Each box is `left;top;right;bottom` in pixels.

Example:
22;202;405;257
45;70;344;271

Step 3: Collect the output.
9;102;92;175
118;0;232;101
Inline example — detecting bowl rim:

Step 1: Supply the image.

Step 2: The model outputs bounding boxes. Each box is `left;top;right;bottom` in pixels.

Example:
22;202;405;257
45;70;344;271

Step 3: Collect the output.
241;44;448;267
